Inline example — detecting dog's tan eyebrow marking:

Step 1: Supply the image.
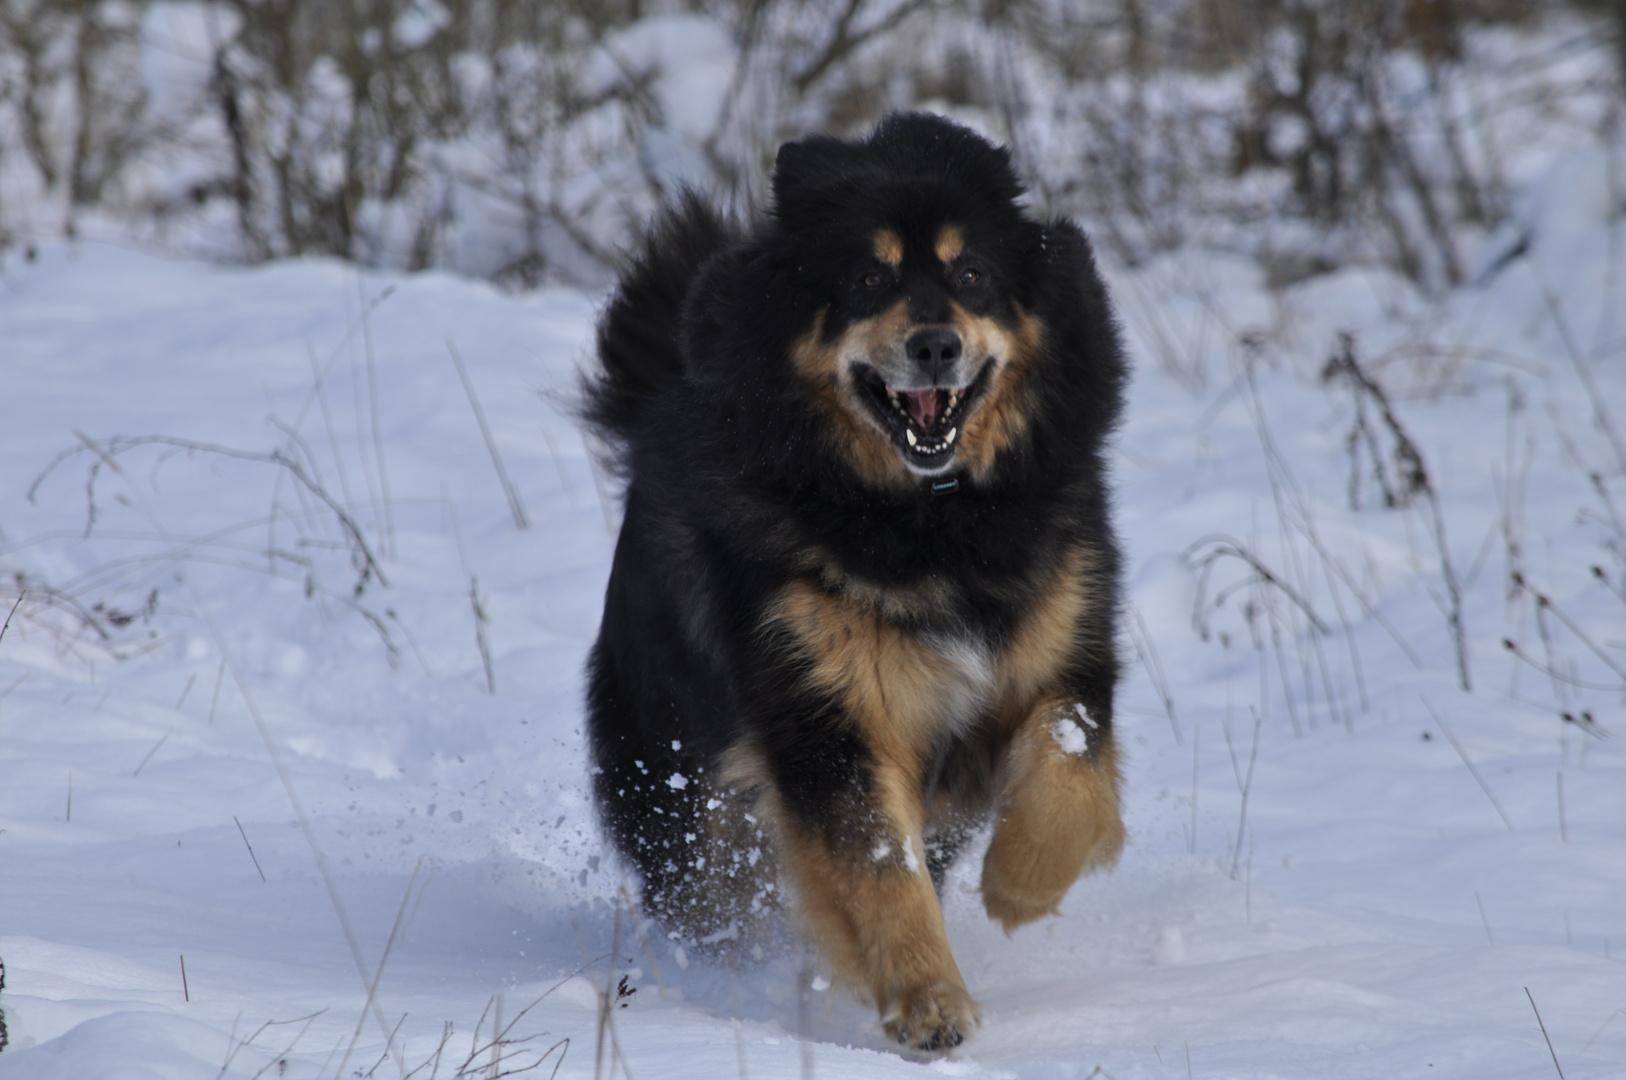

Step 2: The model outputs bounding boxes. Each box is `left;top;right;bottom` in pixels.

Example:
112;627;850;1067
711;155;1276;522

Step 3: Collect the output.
873;229;904;268
934;225;964;264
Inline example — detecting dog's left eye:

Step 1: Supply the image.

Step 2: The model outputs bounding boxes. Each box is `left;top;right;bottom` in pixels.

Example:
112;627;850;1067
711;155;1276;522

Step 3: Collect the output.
957;267;984;287
860;270;887;290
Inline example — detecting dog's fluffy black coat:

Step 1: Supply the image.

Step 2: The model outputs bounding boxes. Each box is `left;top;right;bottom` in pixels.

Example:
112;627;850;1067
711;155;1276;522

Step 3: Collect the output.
584;113;1128;1050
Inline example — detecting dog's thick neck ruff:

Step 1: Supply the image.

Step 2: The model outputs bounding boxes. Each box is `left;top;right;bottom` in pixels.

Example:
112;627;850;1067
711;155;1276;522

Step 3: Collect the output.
584;112;1129;1054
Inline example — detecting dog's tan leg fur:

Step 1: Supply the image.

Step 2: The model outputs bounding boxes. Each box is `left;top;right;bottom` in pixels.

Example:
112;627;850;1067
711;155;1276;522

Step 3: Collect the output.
776;765;980;1049
981;698;1125;932
762;580;986;1046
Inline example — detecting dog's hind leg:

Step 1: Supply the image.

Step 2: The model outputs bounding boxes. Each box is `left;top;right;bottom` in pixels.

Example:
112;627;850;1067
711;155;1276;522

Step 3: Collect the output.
980;695;1124;933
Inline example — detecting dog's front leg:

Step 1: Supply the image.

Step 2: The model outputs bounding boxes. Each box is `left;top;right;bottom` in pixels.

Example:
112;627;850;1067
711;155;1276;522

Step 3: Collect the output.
981;694;1125;932
759;580;980;1048
773;750;980;1052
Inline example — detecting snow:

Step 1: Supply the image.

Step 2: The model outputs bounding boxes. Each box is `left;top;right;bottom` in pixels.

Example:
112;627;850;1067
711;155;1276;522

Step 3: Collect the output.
1049;717;1088;757
2;143;1625;1080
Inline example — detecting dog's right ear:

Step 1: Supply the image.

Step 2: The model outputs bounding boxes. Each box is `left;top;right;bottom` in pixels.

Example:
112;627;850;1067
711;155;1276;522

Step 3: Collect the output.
771;134;853;223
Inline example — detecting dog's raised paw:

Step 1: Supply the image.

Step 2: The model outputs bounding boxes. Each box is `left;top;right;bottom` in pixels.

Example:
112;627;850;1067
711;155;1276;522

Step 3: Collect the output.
882;980;981;1053
981;877;1062;934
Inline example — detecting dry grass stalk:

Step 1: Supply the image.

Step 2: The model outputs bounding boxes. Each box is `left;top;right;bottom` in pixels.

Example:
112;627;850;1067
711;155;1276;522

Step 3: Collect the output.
1424;699;1515;833
1224;708;1262;880
1525;987;1567;1079
448;340;530;531
1128;606;1182;745
0;592;21;645
1322;334;1470;690
233;814;269;883
334;858;428;1078
471;576;496;695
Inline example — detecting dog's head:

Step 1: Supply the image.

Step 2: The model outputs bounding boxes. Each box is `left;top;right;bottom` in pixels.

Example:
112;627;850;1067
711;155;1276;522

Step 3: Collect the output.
768;114;1053;486
678;114;1120;497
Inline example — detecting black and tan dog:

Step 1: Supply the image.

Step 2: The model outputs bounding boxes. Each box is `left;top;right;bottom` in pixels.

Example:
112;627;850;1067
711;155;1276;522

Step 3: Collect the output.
584;113;1127;1052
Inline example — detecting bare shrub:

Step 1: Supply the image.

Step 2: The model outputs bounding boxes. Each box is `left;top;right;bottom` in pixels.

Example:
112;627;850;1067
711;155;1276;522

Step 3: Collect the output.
0;0;1619;288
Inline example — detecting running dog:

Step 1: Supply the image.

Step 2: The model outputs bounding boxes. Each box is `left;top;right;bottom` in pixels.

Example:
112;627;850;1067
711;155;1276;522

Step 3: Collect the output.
584;112;1128;1052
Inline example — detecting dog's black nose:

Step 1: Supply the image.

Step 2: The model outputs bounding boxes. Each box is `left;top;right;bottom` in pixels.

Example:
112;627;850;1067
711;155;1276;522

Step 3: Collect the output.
906;327;962;381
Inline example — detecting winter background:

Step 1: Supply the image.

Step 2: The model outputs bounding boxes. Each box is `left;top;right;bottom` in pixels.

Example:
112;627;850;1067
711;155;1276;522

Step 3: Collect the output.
1;2;1625;1077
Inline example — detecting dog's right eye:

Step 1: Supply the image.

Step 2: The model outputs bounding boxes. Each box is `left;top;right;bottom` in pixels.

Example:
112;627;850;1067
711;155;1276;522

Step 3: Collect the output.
860;270;887;290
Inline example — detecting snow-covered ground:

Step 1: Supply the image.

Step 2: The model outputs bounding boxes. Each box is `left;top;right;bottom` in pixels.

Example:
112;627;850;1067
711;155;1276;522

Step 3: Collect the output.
2;144;1624;1078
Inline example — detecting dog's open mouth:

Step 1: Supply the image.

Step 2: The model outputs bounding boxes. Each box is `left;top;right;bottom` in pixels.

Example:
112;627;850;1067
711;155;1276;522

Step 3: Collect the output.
853;360;994;468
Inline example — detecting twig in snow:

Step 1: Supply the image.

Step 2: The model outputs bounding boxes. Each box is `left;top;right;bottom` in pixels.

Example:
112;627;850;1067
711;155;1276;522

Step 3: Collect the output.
1532;265;1626;477
1525;987;1566;1079
539;421;579;509
1475;891;1494;945
132;727;173;776
1184;534;1331;637
448;339;530;531
616;884;667;1000
1224;709;1262;881
359;1013;408;1079
234;815;268;882
387;608;434;678
471;576;495;695
356;270;395;560
728;964;749;1080
1511;573;1626;683
207;659;226;723
1557;773;1569;843
333;856;426;1078
214;1008;330;1080
581;430;620;535
1189;726;1200;856
398;1021;452;1079
1261;586;1303;738
2;670;29;703
1128;607;1181;745
68;430;407;1069
1425;700;1516;832
1593;564;1626;605
180;954;190;1001
175;672;197;710
1501;638;1623;692
0;591;22;646
492;994;505;1077
31;433;388;594
1580;1009;1626;1055
1245;833;1255;922
593;908;636;1080
447;988;570;1080
797;949;814;1080
307;344;359;515
1322;334;1470;690
1585;473;1626;555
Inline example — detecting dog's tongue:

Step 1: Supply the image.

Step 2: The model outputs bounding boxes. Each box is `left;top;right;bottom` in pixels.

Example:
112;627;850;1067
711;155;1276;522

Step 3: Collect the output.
901;389;941;430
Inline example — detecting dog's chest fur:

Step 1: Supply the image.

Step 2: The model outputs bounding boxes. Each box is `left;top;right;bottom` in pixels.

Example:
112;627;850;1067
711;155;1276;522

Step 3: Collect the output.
770;545;1094;762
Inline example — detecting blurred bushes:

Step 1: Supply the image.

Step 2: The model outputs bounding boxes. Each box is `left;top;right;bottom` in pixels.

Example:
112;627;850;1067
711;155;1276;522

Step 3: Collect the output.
0;0;1619;288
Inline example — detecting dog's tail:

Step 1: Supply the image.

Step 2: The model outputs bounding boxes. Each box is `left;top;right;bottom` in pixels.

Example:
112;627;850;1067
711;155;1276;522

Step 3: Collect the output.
585;192;735;451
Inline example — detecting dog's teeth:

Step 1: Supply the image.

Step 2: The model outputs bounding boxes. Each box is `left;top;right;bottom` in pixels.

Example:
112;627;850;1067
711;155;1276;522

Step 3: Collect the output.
946;427;957;443
906;429;917;447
